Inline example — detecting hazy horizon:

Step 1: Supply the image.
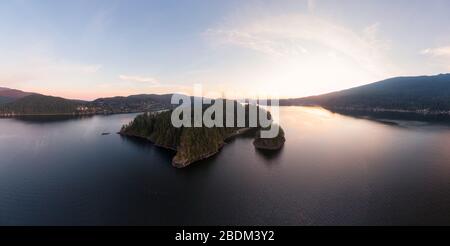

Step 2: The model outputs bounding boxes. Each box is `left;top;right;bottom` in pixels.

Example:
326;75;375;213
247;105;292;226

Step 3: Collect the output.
1;0;450;100
2;72;450;102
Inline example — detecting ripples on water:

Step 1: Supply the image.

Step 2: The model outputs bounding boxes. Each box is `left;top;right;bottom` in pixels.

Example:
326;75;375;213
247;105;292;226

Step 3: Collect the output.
0;107;449;225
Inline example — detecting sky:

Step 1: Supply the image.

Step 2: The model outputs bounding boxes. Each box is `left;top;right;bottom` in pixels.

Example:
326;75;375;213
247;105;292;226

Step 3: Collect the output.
0;0;449;100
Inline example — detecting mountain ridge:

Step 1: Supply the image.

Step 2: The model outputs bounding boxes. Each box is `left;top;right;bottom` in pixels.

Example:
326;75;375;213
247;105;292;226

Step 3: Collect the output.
0;87;35;105
0;91;174;116
1;73;450;117
280;73;450;115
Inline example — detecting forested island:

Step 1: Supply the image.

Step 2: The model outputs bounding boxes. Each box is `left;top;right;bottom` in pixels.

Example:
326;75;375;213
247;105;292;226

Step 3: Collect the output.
119;102;285;167
253;126;286;150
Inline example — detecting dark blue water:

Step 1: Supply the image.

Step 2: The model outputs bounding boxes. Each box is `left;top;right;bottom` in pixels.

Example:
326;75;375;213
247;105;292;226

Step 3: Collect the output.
1;107;450;225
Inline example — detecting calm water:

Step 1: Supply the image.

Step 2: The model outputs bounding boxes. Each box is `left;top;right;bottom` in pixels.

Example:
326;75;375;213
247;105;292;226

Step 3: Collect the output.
0;107;450;225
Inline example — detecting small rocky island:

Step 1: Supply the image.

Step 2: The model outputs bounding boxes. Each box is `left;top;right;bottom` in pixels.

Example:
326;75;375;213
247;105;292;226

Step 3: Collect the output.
253;126;285;150
120;102;285;168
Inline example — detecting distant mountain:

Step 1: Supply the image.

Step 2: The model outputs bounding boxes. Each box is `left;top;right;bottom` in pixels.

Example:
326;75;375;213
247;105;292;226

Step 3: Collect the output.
0;97;11;104
126;94;175;106
92;94;174;114
0;92;174;116
0;87;34;104
4;73;450;117
281;74;450;114
0;94;86;116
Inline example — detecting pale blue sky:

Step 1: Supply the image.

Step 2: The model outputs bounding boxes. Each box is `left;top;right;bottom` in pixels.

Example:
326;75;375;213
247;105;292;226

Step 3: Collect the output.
0;0;449;99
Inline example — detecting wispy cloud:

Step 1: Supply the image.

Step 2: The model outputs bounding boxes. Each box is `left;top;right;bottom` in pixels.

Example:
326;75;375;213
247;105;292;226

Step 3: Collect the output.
0;56;102;85
421;46;450;57
308;0;316;13
206;14;394;77
206;29;309;57
200;12;402;97
51;63;102;73
421;46;450;72
119;75;159;84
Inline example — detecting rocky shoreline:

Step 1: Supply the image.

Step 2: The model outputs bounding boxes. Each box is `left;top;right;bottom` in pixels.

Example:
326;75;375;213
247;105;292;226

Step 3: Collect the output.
172;146;224;168
253;127;286;150
118;131;178;151
327;106;450;116
119;127;256;168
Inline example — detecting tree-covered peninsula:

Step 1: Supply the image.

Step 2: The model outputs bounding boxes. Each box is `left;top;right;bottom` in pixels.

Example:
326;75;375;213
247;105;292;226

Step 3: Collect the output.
120;101;285;168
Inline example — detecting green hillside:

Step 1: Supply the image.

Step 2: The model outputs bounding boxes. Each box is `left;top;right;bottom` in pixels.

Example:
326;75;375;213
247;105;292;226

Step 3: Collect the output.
0;94;85;115
281;74;450;113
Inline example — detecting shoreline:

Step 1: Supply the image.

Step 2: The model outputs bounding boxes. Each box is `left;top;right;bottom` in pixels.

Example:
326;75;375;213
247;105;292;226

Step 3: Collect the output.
120;127;255;168
2;106;450;118
0;109;171;118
